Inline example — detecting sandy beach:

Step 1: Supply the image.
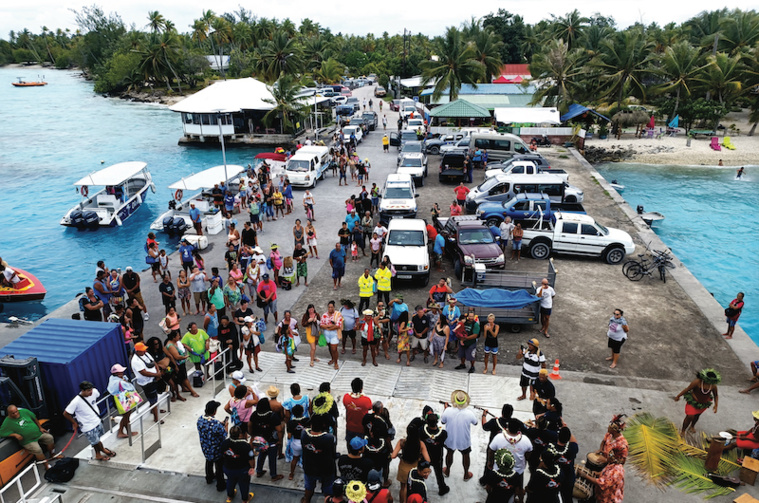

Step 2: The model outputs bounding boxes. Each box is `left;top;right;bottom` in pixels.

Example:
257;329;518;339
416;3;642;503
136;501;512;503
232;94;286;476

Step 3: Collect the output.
586;109;759;166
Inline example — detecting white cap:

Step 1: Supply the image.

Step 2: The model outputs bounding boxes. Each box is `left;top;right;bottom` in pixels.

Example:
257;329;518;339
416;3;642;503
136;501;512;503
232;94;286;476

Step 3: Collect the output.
125;266;133;271
231;370;246;383
244;316;254;323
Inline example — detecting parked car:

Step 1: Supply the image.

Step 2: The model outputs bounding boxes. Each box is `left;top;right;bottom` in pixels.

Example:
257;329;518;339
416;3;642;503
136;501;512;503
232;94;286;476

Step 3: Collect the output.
424;133;467;155
379;173;419;225
341;87;352;97
332;96;348;106
346;97;360;112
475;193;586;226
336;104;354;116
465;173;584;212
397;141;427;167
342;125;363;144
389;100;402;111
438;152;467;184
374;86;387;97
388;130;421;149
397;153;428;186
361;111;378;131
522;212;635;264
434;215;505;278
486;154;551;170
440;136;471;155
383;217;429;285
484;161;569;181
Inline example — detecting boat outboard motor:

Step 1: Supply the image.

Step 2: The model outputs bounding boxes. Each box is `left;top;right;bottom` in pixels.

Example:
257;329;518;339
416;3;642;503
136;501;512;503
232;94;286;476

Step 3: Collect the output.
636;205;644;215
69;210;84;228
170;217;187;236
162;216;175;234
82;211;99;228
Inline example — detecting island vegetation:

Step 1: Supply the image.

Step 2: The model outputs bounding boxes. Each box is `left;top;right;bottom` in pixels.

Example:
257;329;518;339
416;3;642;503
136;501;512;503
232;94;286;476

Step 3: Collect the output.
2;7;758;134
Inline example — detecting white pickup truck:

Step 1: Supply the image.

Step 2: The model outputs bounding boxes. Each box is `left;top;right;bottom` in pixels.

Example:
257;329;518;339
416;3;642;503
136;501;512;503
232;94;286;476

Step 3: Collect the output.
522;212;635;264
485;161;570;182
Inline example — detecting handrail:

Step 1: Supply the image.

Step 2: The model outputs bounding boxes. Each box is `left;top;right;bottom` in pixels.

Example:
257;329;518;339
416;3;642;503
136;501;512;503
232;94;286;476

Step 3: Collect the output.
203;347;231;397
0;461;42;503
132;395;171;463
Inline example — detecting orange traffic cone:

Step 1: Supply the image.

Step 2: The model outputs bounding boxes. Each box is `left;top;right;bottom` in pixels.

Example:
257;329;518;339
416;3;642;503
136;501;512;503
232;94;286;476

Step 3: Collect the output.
549;359;562;380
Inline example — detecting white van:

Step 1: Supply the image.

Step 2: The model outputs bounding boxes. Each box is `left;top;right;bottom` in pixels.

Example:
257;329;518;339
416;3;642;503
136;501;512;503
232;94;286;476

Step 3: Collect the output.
379;173;418;224
468;132;530;161
384;218;430;285
465;173;584;212
285;146;330;188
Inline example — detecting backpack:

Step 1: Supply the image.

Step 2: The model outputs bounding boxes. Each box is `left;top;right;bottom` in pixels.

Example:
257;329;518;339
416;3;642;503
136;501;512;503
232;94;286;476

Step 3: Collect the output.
230;403;243;427
44;457;80;483
78;295;86;312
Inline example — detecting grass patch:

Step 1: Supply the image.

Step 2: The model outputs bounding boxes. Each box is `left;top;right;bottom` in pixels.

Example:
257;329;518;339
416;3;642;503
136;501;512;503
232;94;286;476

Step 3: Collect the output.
558;148;567;153
603;190;611;198
559;154;569;159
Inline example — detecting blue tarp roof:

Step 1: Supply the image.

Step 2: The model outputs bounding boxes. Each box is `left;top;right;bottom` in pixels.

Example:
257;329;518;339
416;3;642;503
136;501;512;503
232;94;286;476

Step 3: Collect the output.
561;104;610;122
421;84;536;97
454;288;539;309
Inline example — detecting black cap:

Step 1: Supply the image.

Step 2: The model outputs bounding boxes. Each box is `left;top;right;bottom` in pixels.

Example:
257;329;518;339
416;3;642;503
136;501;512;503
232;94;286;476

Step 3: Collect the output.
205;400;221;415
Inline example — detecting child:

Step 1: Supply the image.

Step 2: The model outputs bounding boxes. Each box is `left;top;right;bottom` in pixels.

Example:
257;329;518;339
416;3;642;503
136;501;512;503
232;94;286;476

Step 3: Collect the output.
158;249;169;277
350;241;358;261
224;245;238;270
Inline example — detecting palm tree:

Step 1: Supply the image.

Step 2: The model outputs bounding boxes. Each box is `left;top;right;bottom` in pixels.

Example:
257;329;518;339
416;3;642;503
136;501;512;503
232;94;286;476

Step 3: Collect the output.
580;24;613;58
255;31;303;83
147;11;166;34
420;27;483;102
719;9;759;55
550;10;589;49
696;52;742;104
263;75;306;134
654;41;704;118
469;28;504;82
303;36;330;71
191;19;208;50
314;58;345;84
528;39;584;113
594;30;654;112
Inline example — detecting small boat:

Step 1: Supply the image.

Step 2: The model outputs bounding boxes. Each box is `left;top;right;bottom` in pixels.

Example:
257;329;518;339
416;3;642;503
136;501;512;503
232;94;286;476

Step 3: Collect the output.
609;179;625;192
150;164;246;234
636;205;665;226
11;77;47;87
0;267;46;302
61;162;155;228
253;152;287;178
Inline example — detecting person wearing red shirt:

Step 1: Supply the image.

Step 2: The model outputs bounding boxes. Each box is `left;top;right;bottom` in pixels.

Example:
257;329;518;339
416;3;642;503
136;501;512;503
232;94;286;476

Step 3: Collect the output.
428;278;454;307
450;200;462;216
426;222;437;241
453;183;470;206
723;292;745;339
343;377;372;448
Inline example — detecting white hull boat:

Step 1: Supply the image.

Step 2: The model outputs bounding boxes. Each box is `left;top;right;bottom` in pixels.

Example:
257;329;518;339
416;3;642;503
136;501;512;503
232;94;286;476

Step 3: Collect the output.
61;162;155;228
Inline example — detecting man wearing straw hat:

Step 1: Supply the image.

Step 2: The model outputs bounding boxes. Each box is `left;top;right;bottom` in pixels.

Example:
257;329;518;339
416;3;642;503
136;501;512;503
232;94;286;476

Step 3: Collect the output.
516;338;546;401
441;390;478;481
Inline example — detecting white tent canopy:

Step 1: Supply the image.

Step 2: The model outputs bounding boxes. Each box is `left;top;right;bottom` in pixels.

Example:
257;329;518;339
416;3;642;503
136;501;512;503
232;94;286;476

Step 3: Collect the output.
73;162;148;186
494;107;561;125
168;165;246;191
169;78;275;114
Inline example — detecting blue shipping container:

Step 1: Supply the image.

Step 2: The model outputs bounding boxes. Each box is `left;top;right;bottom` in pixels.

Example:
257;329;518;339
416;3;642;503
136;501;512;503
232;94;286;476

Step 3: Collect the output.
0;319;127;418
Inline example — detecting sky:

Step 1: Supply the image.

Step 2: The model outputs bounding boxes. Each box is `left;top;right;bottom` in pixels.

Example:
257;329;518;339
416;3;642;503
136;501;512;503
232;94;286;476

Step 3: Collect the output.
2;0;757;41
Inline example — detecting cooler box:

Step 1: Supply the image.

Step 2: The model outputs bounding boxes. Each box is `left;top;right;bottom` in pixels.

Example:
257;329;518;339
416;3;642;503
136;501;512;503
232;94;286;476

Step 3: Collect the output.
184;234;209;250
206;212;223;235
192;199;210;212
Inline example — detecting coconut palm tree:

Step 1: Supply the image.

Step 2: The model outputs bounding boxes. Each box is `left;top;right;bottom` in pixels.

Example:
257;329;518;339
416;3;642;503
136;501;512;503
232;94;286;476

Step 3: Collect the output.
146;11;166;34
550;10;589;49
594;30;654;112
420;27;483;102
314;58;344;84
718;9;759;55
528;39;584;113
255;31;303;83
469;28;504;82
263;75;307;134
696;52;742;104
191;19;208;50
654;41;704;118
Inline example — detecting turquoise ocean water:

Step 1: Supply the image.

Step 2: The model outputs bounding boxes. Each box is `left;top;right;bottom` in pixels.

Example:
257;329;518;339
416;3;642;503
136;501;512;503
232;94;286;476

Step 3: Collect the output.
0;68;263;320
596;162;758;345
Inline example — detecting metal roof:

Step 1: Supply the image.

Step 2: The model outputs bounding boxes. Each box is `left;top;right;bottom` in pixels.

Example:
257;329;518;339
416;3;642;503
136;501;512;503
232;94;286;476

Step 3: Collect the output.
168;164;246;191
169;77;275;114
429;99;491;118
73;162;148;187
494;107;561;124
422;83;535;97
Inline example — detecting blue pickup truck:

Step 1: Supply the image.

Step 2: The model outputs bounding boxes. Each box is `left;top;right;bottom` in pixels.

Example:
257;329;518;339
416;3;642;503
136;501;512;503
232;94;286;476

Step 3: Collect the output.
475;193;586;226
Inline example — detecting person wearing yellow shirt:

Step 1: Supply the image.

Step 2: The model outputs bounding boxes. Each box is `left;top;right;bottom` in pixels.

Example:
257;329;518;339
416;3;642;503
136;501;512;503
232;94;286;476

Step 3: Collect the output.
374;262;392;305
358;268;375;312
382;134;390;153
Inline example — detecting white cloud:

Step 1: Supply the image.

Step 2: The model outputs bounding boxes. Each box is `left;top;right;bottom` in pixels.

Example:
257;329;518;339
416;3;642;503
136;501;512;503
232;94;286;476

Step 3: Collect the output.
2;0;756;41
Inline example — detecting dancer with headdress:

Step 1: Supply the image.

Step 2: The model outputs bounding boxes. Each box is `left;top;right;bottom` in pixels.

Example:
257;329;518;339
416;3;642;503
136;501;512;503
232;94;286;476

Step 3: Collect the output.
673;368;720;434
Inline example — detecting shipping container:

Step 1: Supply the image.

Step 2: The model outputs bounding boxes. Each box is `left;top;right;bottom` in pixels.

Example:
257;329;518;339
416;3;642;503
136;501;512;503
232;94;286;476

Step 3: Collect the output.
0;319;127;420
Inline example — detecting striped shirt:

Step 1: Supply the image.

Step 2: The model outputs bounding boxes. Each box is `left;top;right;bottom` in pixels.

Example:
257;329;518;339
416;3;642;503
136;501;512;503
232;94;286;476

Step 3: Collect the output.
521;350;546;380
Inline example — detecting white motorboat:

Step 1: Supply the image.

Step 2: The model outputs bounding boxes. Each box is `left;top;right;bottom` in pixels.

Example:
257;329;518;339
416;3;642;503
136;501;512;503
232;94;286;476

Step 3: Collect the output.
609;179;625;192
150;164;246;234
636;205;665;226
61;162;155;228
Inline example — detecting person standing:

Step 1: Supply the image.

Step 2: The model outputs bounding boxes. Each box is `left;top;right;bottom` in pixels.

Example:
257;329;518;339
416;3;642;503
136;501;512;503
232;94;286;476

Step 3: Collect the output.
674;368;720;434
82;287;104;321
511;223;524;261
63;381;116;461
498;217;514;253
256;274;278;324
430;315;449;368
410;305;430;363
301;414;337;503
248;397;284;481
122;266;147;315
130;342;163;423
382;133;389;151
374;262;392;305
483;449;521;503
420;413;450;496
294;242;309;287
338;437;374;483
549;427;579;503
442;390;478;481
536;279;556;338
340;300;359;355
488;418;533;498
321;301;343;370
454;309;480;374
106;363;140;439
606;308;629;369
220;426;256;503
329;243;346;290
189;202;203;236
241;221;257;248
293;219;306;249
516;338;546;401
0;405;56;470
303;190;315;220
724;292;745;339
359;309;380;367
197;400;228;491
158;273;177;315
343;378;372;447
179;238;195;273
482;313;499;375
580;415;628;503
453;183;470;207
358;269;375;313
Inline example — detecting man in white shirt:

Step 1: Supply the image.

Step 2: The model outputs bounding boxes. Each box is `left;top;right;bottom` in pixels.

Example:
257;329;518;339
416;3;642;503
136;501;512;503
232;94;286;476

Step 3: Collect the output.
303;190;315;220
131;342;163;423
536;278;556;338
498;217;515;253
372;223;388;241
441;390;478;481
64;381;115;461
488;418;532;493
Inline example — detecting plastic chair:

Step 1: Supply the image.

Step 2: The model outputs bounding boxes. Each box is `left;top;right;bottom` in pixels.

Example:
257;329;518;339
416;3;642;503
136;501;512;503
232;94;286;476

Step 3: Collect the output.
722;136;736;150
646;128;654;138
710;137;722;151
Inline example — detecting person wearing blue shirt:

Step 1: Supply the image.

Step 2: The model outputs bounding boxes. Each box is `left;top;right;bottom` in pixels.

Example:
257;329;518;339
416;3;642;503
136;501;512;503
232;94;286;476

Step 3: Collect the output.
345;210;360;232
179;239;195;273
328;243;346;290
433;233;446;272
442;299;460;328
388;296;409;341
188;203;203;236
224;193;236;218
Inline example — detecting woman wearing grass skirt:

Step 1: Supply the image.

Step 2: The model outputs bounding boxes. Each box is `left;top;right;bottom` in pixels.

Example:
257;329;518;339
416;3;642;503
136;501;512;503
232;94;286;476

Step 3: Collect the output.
673;368;720;434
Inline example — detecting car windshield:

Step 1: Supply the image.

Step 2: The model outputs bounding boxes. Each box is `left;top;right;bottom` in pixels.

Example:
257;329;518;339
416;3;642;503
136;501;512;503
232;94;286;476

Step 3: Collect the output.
344;127;358;135
347;98;358;103
477;177;500;192
408;120;423;126
384;186;413;199
401;132;418;141
459;229;495;245
402;143;422;154
404;105;416;112
287;160;310;172
596;222;610;235
388;230;425;246
400;158;422;167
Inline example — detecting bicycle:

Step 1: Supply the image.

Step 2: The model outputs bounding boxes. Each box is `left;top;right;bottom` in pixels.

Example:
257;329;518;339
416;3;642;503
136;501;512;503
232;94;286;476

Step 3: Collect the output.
621;253;648;276
624;249;675;283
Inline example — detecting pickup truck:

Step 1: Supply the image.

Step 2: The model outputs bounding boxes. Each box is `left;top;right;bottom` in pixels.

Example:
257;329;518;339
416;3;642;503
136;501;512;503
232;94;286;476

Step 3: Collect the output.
425;132;467;155
336;104;354;116
342;125;363;144
438;152;467;183
485;161;569;181
487;154;551;170
521;212;635;264
475;194;585;226
434;215;505;278
440;136;471;156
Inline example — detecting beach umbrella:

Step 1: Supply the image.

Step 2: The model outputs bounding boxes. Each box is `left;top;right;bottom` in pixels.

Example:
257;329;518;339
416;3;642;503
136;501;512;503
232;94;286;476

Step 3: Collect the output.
668;115;679;128
648;115;655;129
